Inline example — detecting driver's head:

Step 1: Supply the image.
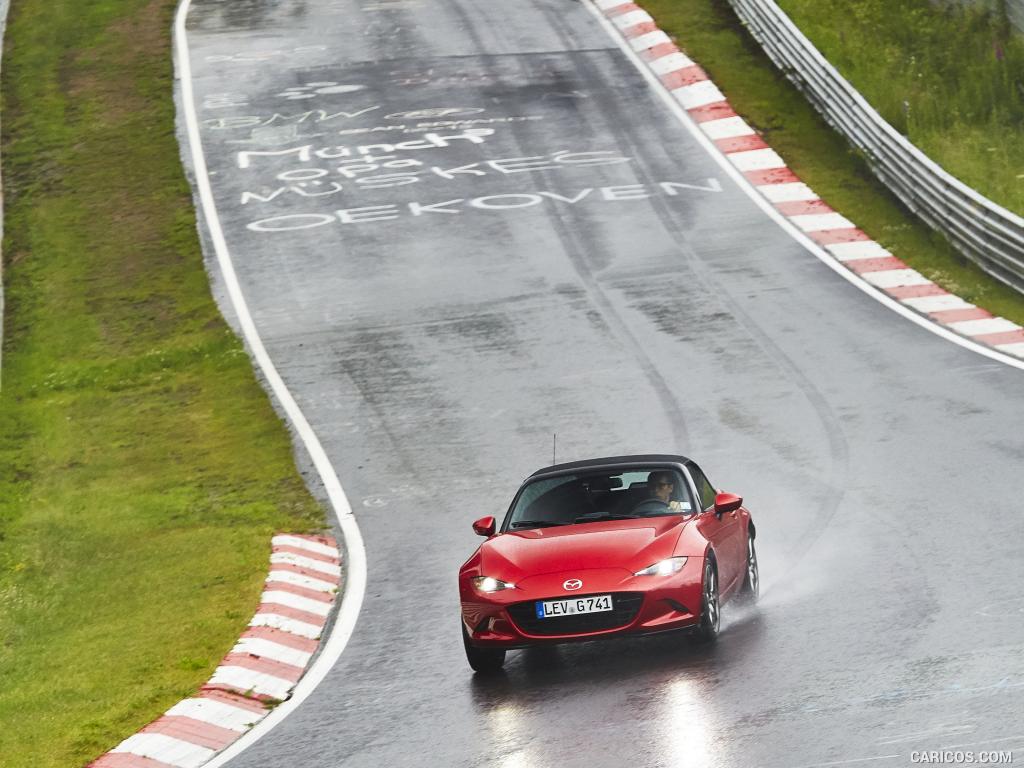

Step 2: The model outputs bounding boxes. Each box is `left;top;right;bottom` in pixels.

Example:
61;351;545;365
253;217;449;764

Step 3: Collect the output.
647;471;675;503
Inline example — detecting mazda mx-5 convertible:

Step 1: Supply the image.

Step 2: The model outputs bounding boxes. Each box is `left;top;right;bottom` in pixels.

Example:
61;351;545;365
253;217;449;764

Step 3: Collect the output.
459;455;758;672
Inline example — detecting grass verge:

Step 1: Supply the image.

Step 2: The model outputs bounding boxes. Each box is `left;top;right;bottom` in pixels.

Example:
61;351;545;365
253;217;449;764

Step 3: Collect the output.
638;0;1024;327
777;0;1024;217
0;1;325;766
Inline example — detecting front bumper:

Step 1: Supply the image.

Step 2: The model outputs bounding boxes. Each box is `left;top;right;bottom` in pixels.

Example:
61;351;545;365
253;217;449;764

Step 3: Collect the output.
460;557;705;649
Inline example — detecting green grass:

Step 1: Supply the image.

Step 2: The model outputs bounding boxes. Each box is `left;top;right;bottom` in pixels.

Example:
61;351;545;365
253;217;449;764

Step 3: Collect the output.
638;0;1024;326
0;0;326;766
778;0;1024;217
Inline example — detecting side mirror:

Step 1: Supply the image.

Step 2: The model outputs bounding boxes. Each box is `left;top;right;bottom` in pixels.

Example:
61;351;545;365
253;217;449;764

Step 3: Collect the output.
714;492;742;517
472;515;496;537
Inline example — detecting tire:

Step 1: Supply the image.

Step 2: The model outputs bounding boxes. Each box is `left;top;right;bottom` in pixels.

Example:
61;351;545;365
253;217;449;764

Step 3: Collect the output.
738;533;759;604
462;622;506;673
693;558;720;643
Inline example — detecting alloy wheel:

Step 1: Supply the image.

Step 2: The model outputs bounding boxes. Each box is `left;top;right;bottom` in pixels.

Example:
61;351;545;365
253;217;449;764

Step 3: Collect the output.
746;537;759;599
704;563;719;634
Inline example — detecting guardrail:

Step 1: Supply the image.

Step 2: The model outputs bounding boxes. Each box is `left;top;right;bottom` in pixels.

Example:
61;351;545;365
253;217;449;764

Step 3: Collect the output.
726;0;1024;294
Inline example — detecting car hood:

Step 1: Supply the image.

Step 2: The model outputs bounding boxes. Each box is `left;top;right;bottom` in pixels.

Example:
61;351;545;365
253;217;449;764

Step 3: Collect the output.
481;517;687;580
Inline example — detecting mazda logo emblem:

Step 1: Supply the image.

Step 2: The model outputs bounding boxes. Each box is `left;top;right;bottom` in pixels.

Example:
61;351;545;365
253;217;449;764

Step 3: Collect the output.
563;578;583;591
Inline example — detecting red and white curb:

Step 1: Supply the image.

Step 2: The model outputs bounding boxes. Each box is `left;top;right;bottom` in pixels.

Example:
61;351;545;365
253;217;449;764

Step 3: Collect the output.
88;534;340;768
595;0;1024;361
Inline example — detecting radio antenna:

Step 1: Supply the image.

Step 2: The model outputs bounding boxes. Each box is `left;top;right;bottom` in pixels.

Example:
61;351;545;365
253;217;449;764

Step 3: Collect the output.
552;433;557;465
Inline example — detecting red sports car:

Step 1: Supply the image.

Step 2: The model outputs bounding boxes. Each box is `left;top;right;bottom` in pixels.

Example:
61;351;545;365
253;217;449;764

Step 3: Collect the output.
459;455;758;672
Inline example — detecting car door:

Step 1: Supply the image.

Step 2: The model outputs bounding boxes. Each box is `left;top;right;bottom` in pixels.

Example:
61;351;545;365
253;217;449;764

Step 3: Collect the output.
689;464;743;591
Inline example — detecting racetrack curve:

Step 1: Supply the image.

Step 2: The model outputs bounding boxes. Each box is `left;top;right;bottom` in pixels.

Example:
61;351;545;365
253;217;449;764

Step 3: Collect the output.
176;1;1024;766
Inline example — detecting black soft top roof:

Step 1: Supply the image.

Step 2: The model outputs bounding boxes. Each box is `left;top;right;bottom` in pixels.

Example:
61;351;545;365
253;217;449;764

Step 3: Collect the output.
528;454;694;479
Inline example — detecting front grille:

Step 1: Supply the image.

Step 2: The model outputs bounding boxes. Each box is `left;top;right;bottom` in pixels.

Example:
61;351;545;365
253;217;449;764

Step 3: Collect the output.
507;592;644;636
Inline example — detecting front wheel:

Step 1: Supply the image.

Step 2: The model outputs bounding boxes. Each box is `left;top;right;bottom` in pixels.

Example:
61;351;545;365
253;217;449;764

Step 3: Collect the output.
738;533;759;603
693;559;720;643
462;622;506;673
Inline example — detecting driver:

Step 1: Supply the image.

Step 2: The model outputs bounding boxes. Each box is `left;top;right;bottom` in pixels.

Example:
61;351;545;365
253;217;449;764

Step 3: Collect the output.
641;471;687;513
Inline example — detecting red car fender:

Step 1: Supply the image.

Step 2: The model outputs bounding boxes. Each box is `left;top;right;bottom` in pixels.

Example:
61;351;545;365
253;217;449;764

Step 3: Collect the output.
673;518;713;557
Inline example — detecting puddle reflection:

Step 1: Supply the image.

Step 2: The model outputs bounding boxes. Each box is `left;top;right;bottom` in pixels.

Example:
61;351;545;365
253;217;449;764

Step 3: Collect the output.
661;678;714;768
469;611;766;767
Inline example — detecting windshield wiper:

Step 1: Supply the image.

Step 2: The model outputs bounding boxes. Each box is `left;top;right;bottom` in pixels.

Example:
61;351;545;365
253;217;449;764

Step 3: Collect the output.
511;520;569;529
573;514;640;523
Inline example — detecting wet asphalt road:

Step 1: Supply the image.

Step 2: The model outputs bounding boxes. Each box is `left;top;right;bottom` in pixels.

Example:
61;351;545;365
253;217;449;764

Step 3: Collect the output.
176;1;1024;766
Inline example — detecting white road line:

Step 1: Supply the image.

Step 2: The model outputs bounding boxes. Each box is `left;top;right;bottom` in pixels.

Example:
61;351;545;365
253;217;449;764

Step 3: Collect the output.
175;2;368;763
270;551;342;576
671;81;724;110
249;612;323;639
825;240;892;261
232;637;313;668
266;569;338;593
700;115;755;140
582;0;1024;371
649;51;695;75
165;698;266;732
208;666;295;700
271;534;339;558
260;589;333;616
113;733;215;768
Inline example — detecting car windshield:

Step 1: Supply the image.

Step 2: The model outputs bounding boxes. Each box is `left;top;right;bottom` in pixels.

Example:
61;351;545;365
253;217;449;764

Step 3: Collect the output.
505;467;694;531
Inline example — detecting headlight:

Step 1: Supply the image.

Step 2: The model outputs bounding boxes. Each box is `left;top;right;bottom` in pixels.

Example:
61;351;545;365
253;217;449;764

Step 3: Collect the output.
634;556;687;577
472;576;516;593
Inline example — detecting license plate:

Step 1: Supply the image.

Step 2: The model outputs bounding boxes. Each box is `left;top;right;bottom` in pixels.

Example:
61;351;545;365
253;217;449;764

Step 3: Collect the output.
535;594;614;619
